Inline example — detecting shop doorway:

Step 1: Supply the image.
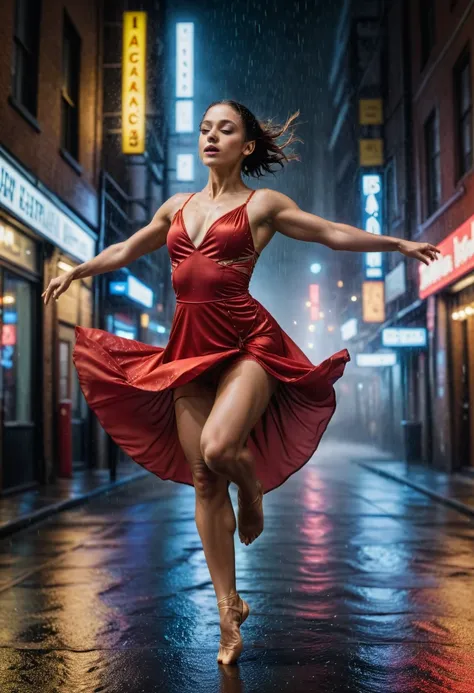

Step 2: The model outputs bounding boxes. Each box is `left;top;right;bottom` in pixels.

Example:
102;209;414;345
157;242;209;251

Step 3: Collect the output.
58;323;89;469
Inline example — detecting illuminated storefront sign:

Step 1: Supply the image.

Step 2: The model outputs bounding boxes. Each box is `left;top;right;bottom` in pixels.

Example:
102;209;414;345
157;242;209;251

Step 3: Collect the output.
382;327;427;348
341;318;358;341
109;275;153;308
362;280;385;322
359;139;384;166
177;154;194;181
176;100;193;133
356;352;397;367
0;152;95;262
122;12;147;154
176;23;194;97
361;174;383;279
419;214;474;299
359;99;383;125
385;260;406;303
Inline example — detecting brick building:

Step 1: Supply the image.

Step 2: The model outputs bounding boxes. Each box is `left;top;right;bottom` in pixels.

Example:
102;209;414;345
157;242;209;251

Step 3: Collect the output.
328;0;474;474
0;1;170;495
411;0;474;473
0;0;101;491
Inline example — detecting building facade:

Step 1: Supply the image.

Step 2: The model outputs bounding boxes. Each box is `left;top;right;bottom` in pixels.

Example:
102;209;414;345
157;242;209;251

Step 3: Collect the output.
0;0;171;494
0;0;101;492
411;0;474;473
328;0;474;475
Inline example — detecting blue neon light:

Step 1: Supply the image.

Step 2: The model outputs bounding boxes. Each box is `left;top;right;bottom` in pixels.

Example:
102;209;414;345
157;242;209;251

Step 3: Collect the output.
382;327;427;348
361;174;383;279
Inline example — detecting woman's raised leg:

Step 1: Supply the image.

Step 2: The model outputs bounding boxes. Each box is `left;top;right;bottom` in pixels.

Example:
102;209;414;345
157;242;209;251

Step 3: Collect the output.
200;357;279;546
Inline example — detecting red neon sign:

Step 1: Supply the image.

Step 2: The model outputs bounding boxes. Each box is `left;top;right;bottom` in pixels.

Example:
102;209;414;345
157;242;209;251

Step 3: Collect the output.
419;214;474;299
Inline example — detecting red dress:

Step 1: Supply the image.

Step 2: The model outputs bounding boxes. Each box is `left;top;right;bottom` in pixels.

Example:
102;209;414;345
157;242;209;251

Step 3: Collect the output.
73;190;350;493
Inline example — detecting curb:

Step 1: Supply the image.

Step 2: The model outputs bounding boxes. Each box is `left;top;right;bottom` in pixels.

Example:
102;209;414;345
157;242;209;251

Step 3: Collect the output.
356;461;474;519
0;469;149;539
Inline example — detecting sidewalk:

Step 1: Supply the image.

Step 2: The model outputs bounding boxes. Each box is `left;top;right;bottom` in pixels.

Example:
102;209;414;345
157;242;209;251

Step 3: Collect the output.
356;458;474;517
0;461;148;538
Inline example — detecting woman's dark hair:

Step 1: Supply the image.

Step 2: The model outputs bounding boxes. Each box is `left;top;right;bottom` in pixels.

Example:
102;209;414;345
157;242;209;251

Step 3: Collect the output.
200;100;302;178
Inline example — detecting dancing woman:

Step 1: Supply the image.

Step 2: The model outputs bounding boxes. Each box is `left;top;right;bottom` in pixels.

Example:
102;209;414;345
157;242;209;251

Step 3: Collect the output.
42;100;439;664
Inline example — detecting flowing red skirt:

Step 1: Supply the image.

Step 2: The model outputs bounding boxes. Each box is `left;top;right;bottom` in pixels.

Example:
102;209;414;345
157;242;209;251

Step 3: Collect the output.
73;298;350;494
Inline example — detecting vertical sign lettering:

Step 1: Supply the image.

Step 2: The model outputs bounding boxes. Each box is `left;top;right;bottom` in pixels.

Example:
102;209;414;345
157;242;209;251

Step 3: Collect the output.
361;173;384;279
122;12;147;154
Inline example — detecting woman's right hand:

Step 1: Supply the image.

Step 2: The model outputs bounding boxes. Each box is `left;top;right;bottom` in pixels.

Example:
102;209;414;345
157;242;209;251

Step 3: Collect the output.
42;270;75;305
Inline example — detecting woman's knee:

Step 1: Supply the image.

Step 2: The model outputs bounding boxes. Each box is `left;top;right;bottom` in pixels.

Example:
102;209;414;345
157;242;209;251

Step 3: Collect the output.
192;458;226;499
200;435;239;474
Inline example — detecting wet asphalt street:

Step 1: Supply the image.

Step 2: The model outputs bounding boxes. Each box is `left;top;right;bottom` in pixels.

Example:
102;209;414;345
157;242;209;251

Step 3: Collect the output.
1;441;474;693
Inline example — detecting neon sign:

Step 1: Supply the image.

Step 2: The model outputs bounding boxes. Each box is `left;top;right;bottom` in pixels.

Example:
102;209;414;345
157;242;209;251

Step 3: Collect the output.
361;174;383;279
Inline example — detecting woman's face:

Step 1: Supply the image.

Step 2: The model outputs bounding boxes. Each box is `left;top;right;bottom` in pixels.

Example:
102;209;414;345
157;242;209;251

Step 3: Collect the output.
198;104;255;170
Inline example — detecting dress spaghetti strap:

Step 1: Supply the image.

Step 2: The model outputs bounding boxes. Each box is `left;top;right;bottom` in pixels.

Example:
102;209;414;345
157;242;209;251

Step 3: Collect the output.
245;189;257;205
180;193;196;212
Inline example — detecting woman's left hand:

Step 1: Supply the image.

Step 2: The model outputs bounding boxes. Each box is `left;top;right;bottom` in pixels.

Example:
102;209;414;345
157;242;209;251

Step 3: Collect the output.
398;240;441;265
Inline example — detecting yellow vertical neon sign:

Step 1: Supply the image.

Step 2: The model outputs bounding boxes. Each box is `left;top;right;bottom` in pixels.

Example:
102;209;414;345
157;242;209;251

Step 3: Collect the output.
122;12;147;154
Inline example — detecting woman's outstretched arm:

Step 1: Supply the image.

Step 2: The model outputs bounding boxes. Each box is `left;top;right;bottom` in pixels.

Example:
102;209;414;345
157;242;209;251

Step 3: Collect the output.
42;193;182;304
266;190;440;266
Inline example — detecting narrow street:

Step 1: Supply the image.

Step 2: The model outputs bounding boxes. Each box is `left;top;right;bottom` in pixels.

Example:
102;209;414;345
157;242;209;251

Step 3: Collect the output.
1;441;473;692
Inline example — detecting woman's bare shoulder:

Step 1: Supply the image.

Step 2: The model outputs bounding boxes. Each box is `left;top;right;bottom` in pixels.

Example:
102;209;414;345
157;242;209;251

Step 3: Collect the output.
253;188;298;223
158;192;195;222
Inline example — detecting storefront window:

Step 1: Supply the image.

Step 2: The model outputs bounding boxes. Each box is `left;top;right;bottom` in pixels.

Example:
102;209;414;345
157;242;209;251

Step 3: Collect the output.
1;271;33;422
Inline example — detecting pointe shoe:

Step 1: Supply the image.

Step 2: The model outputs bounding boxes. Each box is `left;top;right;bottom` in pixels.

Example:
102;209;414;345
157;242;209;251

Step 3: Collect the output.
216;590;250;664
237;479;264;545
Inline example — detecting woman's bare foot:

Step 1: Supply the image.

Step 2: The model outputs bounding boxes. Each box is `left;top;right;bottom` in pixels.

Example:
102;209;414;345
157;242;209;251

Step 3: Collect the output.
217;590;250;664
237;480;264;545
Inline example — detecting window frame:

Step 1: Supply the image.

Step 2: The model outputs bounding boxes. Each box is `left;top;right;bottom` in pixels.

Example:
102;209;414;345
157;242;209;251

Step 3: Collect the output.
453;45;472;181
11;0;42;118
60;11;81;163
424;108;441;218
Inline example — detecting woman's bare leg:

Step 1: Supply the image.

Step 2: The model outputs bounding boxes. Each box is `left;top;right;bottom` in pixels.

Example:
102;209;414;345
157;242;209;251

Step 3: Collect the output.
174;380;251;664
173;381;237;603
200;358;279;545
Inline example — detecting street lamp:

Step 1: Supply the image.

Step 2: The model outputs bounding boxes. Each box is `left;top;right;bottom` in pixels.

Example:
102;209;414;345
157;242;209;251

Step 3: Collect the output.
310;263;322;275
